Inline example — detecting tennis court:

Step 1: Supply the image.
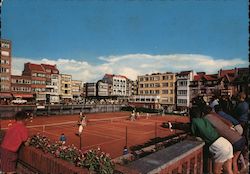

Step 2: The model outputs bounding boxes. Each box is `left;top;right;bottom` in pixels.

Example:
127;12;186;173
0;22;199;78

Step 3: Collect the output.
1;112;189;158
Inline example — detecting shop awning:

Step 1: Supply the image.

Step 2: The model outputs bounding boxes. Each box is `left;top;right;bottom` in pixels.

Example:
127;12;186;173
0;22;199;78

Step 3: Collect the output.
0;93;12;98
13;94;34;98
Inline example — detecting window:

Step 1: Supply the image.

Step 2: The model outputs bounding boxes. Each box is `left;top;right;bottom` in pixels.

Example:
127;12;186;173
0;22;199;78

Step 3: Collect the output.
162;90;168;94
1;43;10;48
162;83;168;87
178;90;187;95
162;76;168;80
155;83;160;87
1;51;9;56
154;76;160;81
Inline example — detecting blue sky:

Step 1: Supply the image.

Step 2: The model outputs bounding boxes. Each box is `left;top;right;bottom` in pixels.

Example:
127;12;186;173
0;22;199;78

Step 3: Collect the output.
1;0;248;81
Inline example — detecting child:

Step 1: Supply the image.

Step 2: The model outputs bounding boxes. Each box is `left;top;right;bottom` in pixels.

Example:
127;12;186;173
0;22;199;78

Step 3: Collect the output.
123;146;128;155
59;133;66;144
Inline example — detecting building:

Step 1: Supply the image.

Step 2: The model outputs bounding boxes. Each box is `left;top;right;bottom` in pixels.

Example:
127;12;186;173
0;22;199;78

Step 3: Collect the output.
128;95;160;109
41;64;60;104
84;82;97;97
102;74;128;96
71;80;83;101
176;71;195;111
126;79;137;97
0;39;12;103
96;80;109;97
189;67;249;104
22;63;46;103
59;74;72;102
137;72;176;111
11;75;33;101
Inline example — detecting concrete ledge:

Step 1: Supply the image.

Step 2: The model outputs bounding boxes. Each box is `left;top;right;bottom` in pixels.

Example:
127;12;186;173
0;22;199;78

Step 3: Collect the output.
126;140;204;174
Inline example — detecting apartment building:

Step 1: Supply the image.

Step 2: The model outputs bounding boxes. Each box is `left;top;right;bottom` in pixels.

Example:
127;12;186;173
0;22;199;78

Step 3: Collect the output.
126;79;137;97
97;80;109;97
102;74;128;96
71;80;82;101
189;72;219;103
41;64;60;103
22;63;46;102
59;74;72;101
11;75;33;101
176;71;195;111
0;39;12;102
84;83;96;97
138;72;176;111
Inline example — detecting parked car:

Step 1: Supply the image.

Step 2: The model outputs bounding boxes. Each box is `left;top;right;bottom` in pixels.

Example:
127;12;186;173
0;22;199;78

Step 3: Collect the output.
11;98;27;104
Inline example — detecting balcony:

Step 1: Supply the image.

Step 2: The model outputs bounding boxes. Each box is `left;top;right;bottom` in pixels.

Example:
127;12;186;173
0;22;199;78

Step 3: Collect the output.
16;140;205;174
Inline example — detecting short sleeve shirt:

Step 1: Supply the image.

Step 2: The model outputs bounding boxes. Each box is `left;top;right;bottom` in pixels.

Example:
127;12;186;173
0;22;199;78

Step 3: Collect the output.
1;122;28;152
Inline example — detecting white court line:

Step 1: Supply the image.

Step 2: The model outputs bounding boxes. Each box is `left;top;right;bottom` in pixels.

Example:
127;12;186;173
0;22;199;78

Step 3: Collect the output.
83;137;125;149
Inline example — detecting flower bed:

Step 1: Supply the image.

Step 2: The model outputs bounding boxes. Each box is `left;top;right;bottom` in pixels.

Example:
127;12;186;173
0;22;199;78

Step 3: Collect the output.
24;134;115;174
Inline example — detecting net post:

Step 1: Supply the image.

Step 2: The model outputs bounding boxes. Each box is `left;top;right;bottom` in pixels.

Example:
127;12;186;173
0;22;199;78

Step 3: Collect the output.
155;122;157;138
125;126;128;147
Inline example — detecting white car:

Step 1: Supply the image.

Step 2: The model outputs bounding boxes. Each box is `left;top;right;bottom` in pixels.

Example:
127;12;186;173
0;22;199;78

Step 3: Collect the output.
11;98;27;104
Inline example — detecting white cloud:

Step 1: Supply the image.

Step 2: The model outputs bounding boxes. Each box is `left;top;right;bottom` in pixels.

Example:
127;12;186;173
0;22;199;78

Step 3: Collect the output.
12;54;247;82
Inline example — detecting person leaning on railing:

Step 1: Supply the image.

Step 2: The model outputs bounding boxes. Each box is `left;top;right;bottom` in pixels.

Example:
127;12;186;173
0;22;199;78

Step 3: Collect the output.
203;105;246;174
162;106;234;174
0;110;30;174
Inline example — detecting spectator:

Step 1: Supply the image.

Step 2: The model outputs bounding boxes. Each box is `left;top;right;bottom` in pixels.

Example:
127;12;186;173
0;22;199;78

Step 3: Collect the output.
123;146;128;155
203;105;245;174
190;107;233;174
214;105;243;135
59;133;66;145
0;111;29;173
235;92;249;140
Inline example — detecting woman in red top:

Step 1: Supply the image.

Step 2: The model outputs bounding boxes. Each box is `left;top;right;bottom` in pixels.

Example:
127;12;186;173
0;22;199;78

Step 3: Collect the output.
0;111;29;174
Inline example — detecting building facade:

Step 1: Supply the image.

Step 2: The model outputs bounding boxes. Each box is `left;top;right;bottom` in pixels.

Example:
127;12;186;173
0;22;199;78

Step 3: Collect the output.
22;63;46;102
96;80;109;97
102;74;128;96
59;74;72;101
11;75;33;101
176;71;195;111
41;64;60;104
0;39;12;102
71;80;83;101
137;72;176;111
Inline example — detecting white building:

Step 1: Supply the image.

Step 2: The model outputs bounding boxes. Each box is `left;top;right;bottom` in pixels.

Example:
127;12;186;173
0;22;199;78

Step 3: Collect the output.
41;64;60;104
102;74;128;96
176;71;195;110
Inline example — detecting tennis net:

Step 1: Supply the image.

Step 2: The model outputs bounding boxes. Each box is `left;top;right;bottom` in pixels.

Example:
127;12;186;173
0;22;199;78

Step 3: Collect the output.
26;121;77;133
87;116;129;126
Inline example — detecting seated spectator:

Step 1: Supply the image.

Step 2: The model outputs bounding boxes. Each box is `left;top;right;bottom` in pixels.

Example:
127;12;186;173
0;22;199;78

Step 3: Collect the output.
59;133;66;145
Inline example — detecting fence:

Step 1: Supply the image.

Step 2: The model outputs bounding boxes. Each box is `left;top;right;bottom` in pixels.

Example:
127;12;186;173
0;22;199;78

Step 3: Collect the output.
0;104;123;118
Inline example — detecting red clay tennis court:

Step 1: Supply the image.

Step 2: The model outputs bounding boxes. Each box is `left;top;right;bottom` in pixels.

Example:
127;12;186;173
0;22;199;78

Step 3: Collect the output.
1;112;189;158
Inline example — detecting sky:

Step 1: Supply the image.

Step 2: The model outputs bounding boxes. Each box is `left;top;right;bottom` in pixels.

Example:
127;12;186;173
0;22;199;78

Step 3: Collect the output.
1;0;248;82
